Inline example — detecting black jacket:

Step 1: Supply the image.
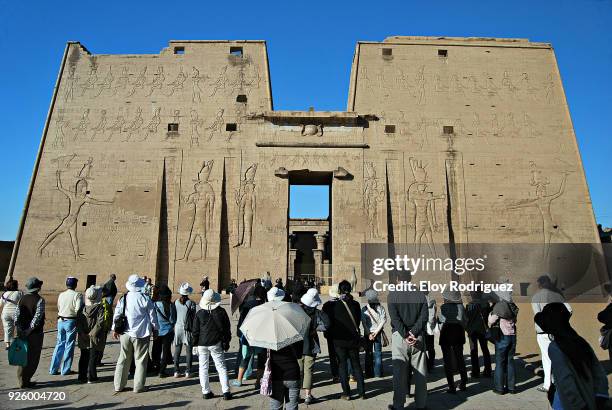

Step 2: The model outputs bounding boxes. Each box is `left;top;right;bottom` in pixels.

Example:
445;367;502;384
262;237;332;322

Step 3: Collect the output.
325;295;362;348
192;306;231;347
103;279;117;299
388;290;428;338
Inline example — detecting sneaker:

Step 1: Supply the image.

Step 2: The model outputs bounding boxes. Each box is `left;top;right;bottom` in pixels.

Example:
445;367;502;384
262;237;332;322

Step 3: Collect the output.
230;380;242;387
360;394;367;400
174;372;182;378
184;372;193;378
203;392;215;399
223;392;232;401
536;385;548;393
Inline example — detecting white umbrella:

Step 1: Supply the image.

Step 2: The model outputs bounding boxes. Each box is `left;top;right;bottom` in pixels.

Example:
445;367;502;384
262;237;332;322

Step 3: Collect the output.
239;301;310;351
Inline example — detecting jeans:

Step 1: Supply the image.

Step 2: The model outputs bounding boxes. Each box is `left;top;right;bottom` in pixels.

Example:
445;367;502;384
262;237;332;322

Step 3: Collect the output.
151;331;174;375
494;335;516;392
364;335;383;378
334;344;365;396
469;333;492;376
78;348;97;382
198;343;229;394
269;380;299;410
174;343;193;375
392;331;427;410
114;334;149;392
441;343;467;390
49;319;77;375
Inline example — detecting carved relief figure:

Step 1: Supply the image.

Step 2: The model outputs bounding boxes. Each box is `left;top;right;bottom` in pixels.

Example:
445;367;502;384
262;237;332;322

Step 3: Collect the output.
189;110;203;147
123;107;143;142
90;109;107;141
501;71;518;97
415;66;426;105
38;157;113;260
112;66;129;96
144;107;161;140
178;160;215;261
544;73;556;104
128;66;147;97
234;164;257;248
80;64;98;97
507;163;571;258
167;67;187;96
72;109;90;142
191;67;205;103
52;112;69;149
210;66;228;97
205;109;224;140
146;66;165;96
95;67;114;97
106;110;125;141
64;66;78;102
301;124;323;137
363;162;384;239
407;159;445;257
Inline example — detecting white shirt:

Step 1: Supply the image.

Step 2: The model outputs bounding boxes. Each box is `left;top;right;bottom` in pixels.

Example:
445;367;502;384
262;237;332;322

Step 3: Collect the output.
112;291;159;338
57;289;83;318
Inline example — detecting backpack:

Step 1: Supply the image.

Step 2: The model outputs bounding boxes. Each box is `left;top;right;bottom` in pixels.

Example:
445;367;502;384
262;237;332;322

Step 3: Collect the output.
184;301;196;333
508;302;520;321
102;299;112;331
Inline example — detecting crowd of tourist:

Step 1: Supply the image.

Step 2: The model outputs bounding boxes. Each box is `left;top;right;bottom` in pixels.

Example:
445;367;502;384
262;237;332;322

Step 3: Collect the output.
1;270;611;409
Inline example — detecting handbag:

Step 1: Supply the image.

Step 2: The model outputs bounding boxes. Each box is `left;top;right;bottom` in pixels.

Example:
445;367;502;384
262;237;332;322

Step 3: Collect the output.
485;323;502;344
366;305;389;347
8;338;28;367
341;300;367;352
113;294;128;334
259;349;273;396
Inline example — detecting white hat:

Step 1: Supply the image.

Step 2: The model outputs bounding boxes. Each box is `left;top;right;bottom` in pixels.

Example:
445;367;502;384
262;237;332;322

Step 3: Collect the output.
328;284;339;299
126;274;145;293
300;288;321;308
179;282;193;296
85;285;100;304
200;289;221;310
267;286;286;302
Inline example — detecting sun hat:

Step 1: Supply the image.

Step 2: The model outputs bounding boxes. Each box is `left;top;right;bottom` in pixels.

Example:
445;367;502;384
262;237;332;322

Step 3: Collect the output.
199;289;221;310
300;288;321;308
179;282;193;296
126;274;145;292
85;285;100;304
328;283;339;299
267;286;286;302
25;277;43;293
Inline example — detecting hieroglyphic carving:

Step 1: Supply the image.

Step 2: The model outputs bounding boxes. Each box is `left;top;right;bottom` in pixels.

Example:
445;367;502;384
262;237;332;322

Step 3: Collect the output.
80;64;98;97
234;164;257;248
123;107;143;142
166;67;187;96
191;67;206;103
113;66;129;96
407;158;445;256
95;67;114;97
72;109;90;142
205;109;224;140
38;156;113;260
363;162;384;239
507;162;571;258
209;66;228;97
90;109;107;141
178;160;215;261
127;66;147;97
64;66;78;102
544;73;556;104
52;111;69;149
189;110;203;147
143;107;161;140
146;66;165;96
106;110;125;141
415;66;426;105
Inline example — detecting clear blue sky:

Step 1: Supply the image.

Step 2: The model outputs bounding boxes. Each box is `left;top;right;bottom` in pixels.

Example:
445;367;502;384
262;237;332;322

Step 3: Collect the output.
0;0;610;239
